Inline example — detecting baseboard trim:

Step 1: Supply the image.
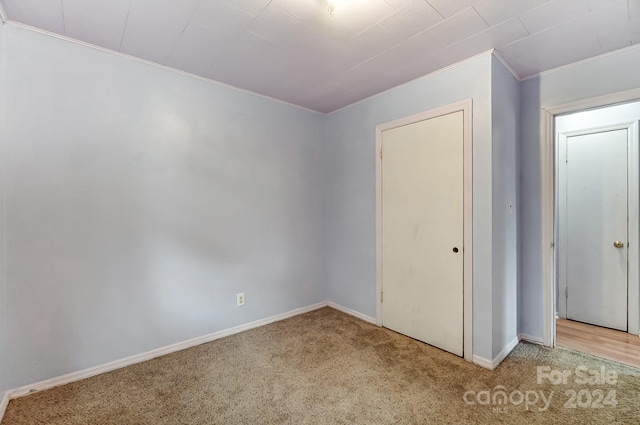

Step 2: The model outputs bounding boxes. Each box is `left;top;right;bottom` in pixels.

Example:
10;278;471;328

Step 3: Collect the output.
473;336;520;370
519;333;546;345
327;302;377;324
0;391;9;421
6;302;328;401
493;336;520;368
472;355;494;369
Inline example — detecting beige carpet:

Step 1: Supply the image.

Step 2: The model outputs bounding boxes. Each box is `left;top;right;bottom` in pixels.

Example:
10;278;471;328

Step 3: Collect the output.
3;307;639;424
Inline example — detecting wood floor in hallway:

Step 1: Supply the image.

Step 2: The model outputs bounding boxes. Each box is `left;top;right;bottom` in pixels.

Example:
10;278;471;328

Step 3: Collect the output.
556;318;640;368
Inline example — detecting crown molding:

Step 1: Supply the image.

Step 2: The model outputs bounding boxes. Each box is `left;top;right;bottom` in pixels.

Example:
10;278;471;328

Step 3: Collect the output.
4;21;324;115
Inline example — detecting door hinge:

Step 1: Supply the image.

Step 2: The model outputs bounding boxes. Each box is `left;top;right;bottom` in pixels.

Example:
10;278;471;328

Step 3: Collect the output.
380;149;383;159
381;291;383;303
565;287;568;299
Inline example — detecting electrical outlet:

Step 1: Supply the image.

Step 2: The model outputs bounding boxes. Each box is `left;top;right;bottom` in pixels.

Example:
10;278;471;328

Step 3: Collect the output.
236;293;245;307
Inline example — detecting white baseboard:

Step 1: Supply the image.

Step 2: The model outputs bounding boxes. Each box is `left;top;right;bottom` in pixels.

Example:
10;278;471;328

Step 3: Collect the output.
493;336;520;368
0;391;9;421
519;333;545;345
327;302;377;324
473;336;520;370
472;355;494;369
6;302;328;401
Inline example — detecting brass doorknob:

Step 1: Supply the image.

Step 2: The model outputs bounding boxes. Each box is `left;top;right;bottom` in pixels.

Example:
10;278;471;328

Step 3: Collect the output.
613;241;624;248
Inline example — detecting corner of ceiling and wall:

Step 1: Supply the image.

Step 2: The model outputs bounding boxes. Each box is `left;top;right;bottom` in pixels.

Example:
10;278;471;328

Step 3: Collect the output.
1;0;640;403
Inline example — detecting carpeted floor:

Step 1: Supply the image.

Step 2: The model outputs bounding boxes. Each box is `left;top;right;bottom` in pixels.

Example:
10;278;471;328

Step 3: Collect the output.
3;307;640;424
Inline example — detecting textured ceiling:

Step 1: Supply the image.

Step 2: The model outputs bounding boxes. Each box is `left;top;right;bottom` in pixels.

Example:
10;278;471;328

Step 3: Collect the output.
1;0;639;112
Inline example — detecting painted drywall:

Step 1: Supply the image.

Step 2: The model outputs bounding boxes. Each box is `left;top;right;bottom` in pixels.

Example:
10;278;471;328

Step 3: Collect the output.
519;44;640;340
0;22;7;394
491;56;519;358
556;102;640;134
324;53;496;361
1;24;325;390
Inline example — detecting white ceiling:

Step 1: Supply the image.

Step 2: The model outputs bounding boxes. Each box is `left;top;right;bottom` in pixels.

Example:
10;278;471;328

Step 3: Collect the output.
1;0;639;112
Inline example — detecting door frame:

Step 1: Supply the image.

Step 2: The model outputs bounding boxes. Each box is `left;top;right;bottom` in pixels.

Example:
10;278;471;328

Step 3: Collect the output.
375;99;473;362
540;88;640;347
556;123;638;327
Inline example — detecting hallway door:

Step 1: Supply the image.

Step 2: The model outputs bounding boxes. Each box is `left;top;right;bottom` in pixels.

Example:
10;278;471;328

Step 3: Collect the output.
560;128;629;331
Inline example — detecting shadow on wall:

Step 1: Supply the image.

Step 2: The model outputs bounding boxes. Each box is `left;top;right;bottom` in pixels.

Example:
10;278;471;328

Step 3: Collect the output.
518;76;543;339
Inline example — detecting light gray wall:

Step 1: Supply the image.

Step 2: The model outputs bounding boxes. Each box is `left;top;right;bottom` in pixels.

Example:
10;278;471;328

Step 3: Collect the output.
324;54;496;361
0;22;7;394
519;44;640;340
1;24;325;391
491;56;519;357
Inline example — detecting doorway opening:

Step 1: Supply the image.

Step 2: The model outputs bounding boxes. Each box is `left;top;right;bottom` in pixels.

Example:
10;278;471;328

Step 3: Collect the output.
552;100;640;366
